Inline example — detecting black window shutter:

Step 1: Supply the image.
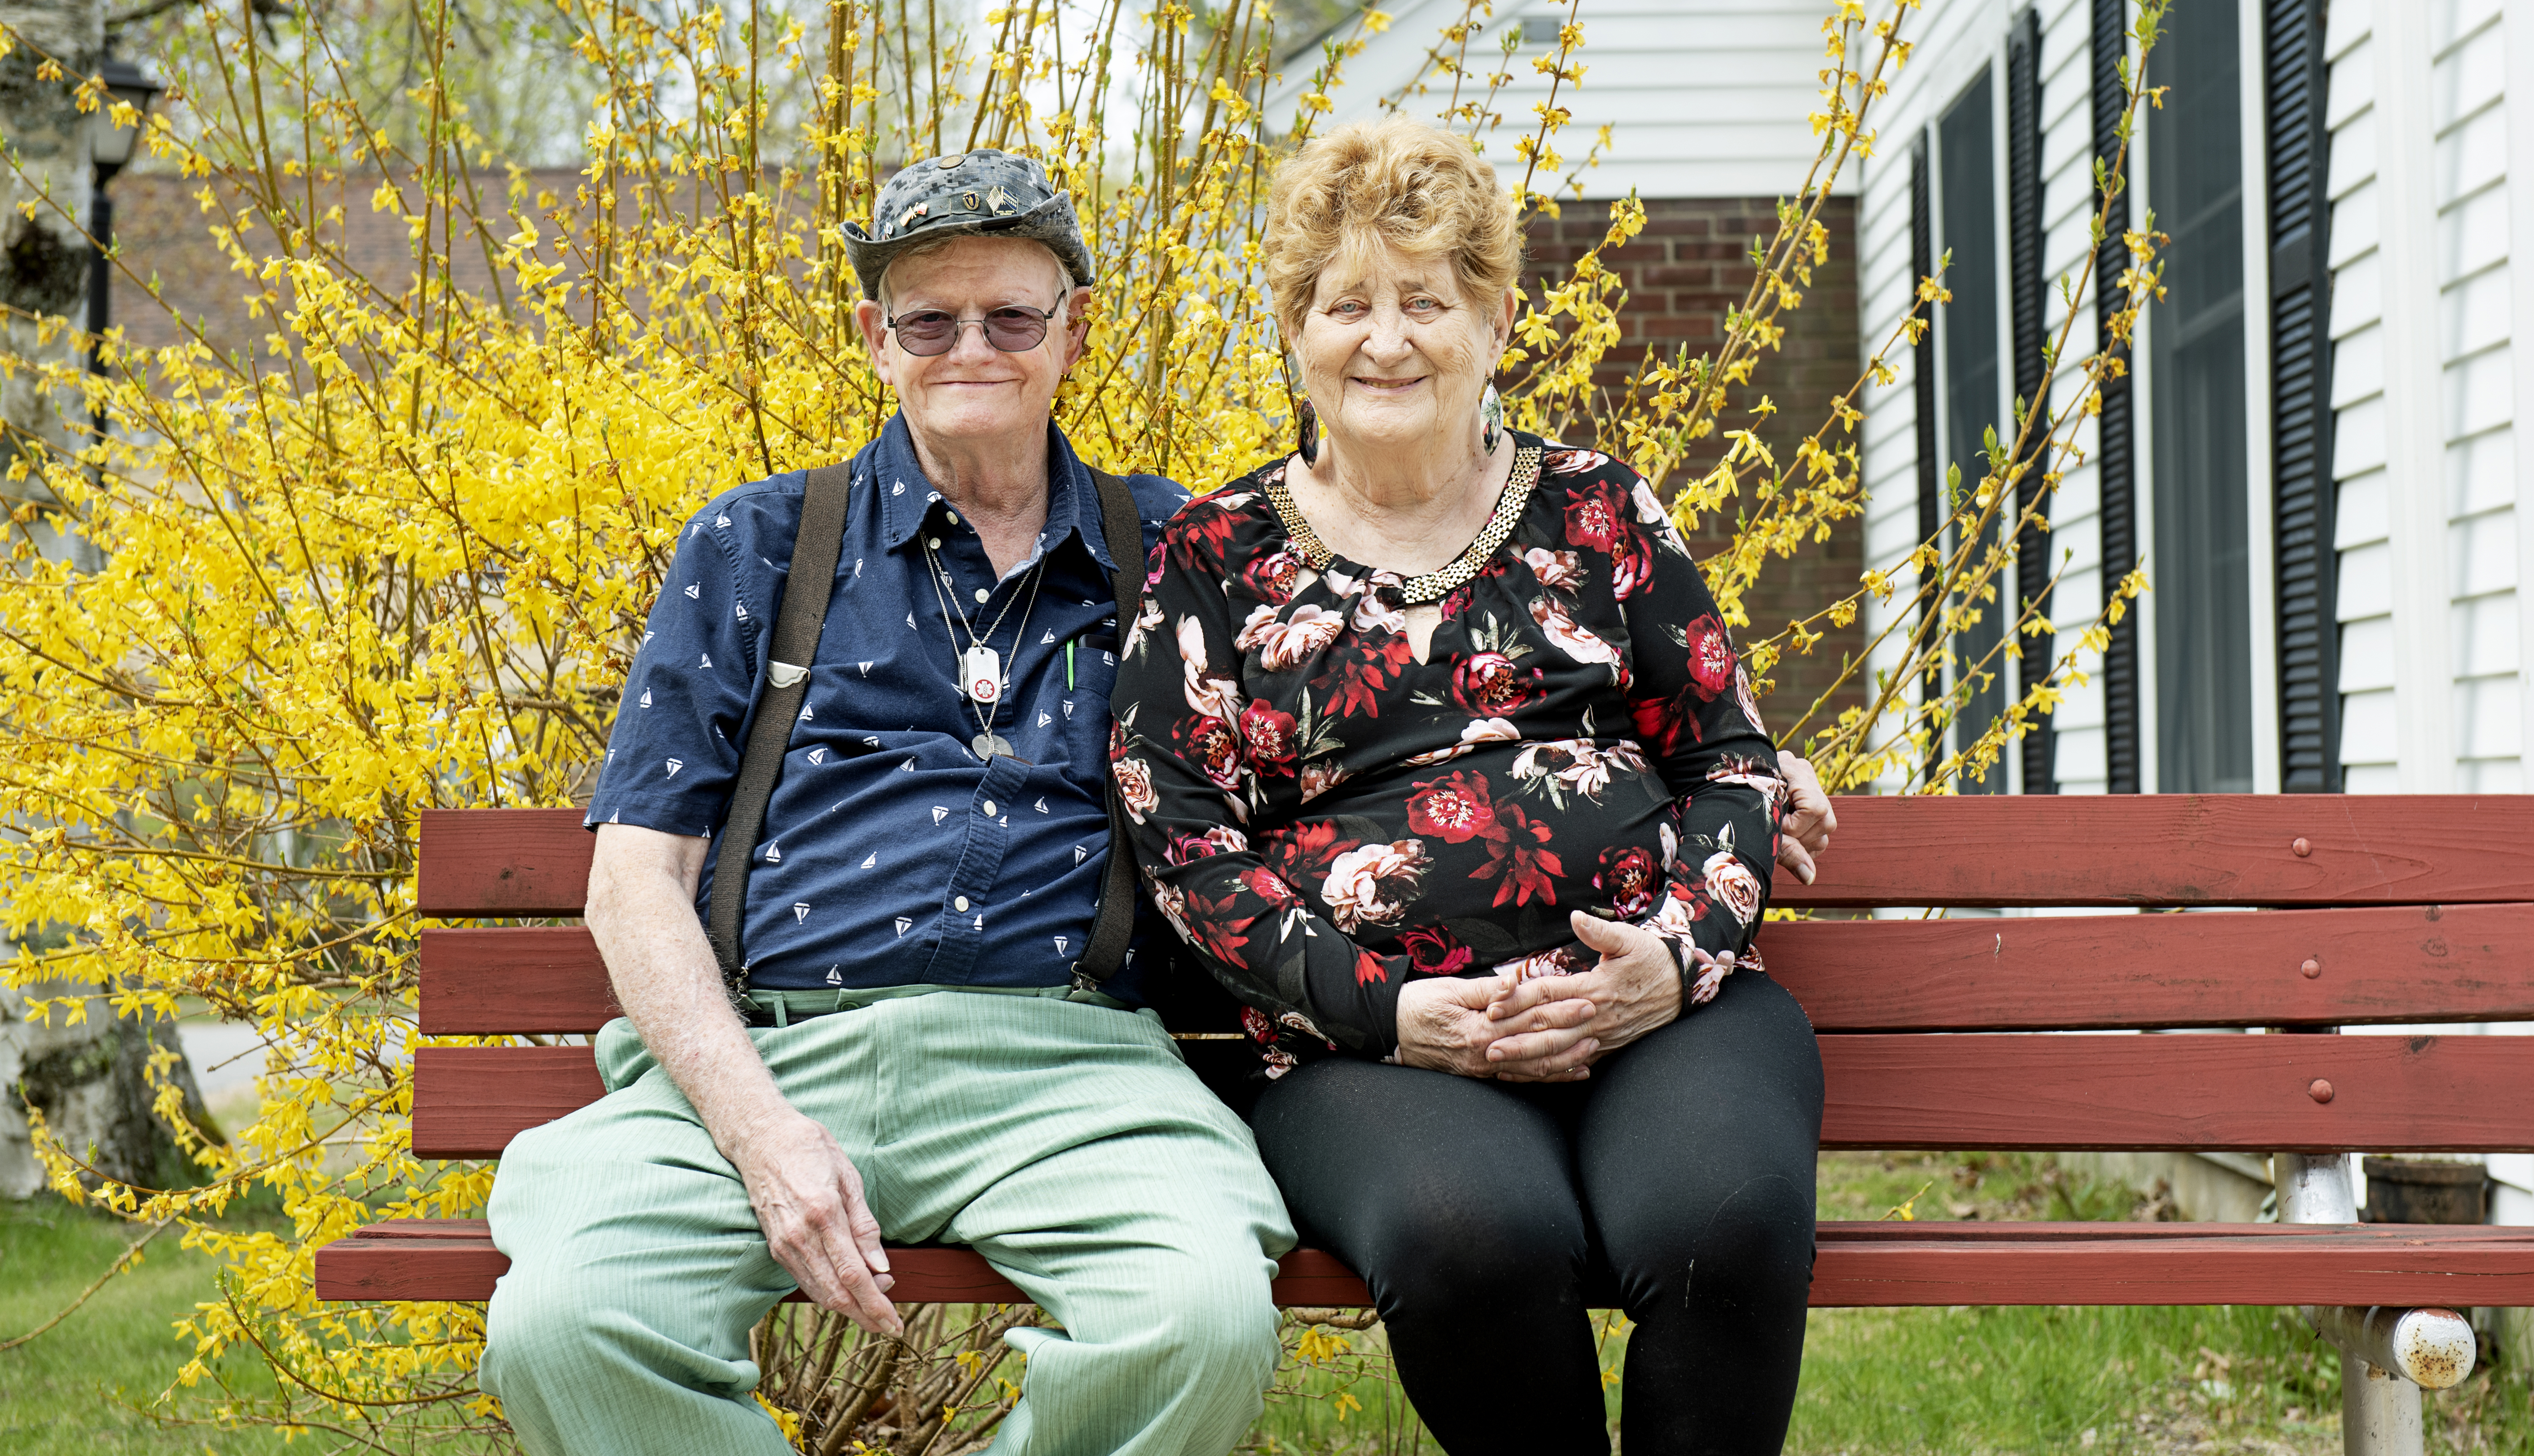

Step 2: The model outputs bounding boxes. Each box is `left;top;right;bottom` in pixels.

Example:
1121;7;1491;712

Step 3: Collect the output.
1912;133;1941;701
2267;0;2339;793
2092;0;2141;793
2007;8;2052;793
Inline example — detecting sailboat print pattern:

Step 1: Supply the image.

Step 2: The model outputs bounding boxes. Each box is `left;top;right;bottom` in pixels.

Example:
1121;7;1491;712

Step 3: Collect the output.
578;413;1190;1001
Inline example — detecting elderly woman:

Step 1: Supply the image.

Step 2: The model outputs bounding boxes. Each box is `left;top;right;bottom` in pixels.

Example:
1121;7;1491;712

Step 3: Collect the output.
1109;116;1823;1453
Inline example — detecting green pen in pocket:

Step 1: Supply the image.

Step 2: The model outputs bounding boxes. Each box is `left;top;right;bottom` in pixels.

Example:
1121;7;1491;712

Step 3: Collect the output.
1065;640;1075;690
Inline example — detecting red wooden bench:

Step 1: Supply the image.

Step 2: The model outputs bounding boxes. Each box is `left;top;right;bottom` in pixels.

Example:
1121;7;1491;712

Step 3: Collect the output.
319;795;2534;1443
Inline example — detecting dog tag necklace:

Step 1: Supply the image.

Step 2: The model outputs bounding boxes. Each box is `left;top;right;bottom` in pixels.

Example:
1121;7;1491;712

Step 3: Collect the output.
925;533;1041;759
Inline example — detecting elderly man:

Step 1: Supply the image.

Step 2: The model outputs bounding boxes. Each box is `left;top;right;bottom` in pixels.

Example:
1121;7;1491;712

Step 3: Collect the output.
476;152;1296;1456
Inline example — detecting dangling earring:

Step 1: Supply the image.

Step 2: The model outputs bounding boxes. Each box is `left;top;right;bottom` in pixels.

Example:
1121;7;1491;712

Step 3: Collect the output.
1296;392;1321;468
1480;382;1504;455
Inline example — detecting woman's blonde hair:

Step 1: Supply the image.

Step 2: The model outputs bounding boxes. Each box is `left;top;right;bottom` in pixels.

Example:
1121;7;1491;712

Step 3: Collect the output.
1263;116;1524;349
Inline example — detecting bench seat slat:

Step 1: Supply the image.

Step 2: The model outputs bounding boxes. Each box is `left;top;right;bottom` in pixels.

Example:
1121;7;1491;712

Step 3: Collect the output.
312;1220;2534;1309
418;796;2534;917
411;1034;2534;1159
421;903;2534;1035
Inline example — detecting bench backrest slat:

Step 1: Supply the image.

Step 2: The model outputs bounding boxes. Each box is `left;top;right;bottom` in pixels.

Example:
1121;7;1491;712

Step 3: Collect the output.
419;796;2534;917
409;1034;2534;1159
410;796;2534;1168
1776;794;2534;908
420;901;2534;1035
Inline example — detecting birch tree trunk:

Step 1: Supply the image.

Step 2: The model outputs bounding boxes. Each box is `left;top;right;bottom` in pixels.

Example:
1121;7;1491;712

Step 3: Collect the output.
0;0;211;1197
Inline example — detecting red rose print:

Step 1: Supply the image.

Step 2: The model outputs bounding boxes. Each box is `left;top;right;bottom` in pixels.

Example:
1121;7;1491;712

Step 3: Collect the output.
1398;925;1475;976
1565;484;1652;598
1404;771;1505;844
1684;614;1737;700
1354;946;1391;986
1629;690;1700;756
1243;548;1306;604
1239;700;1299;777
1649;879;1711;936
1170;501;1241;572
1315;635;1412;719
1595;844;1658;917
1564;489;1622;552
1473;804;1564;908
1238;864;1305;908
1270;820;1352;881
1181;887;1251;964
1452;651;1544;717
1176;713;1243;791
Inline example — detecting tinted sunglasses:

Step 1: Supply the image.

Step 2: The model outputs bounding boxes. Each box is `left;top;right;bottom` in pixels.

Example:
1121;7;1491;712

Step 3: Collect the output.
884;304;1063;357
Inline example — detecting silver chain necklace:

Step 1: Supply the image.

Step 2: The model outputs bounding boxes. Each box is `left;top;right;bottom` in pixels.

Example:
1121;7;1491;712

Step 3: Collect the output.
924;537;1043;759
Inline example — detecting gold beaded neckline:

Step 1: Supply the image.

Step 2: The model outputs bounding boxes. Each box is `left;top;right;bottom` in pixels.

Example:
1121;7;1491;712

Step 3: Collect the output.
1262;443;1543;606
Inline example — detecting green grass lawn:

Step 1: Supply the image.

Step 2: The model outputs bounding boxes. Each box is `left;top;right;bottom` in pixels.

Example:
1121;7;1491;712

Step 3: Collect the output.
7;1151;2531;1453
0;1199;297;1456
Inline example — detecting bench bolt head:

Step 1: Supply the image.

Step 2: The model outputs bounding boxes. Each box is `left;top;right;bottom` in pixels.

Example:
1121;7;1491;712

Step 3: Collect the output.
2307;1077;2335;1104
2292;836;2312;857
2301;958;2322;979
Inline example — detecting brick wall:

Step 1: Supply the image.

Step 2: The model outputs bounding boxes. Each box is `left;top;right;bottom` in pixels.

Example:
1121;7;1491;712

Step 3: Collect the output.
105;167;601;362
1526;195;1866;749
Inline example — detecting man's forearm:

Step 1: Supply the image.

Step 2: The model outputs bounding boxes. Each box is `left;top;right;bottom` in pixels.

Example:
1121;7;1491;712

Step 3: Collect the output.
588;850;793;1163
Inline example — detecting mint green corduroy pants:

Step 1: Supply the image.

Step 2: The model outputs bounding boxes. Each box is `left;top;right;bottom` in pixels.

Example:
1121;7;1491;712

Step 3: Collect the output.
478;988;1295;1456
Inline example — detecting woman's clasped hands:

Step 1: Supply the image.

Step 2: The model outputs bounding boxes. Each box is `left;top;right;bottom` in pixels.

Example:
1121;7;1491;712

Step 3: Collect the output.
1391;910;1681;1083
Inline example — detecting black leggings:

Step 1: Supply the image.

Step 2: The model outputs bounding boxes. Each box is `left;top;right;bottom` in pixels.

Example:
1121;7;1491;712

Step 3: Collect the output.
1250;969;1823;1456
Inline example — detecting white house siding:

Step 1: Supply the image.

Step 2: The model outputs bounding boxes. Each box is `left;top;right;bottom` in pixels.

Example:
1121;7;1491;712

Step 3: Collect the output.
2031;0;2108;793
2327;0;2523;793
1267;0;1829;201
1852;0;2105;793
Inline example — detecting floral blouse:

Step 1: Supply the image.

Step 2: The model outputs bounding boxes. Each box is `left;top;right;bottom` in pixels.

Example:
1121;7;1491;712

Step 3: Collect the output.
1109;433;1788;1075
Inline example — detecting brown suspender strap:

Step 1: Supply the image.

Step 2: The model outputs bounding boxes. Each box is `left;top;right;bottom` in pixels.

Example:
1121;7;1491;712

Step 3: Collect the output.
1075;468;1147;989
708;462;855;989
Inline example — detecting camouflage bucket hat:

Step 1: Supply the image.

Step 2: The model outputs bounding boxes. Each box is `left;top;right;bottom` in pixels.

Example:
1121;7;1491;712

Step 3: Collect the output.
842;150;1095;302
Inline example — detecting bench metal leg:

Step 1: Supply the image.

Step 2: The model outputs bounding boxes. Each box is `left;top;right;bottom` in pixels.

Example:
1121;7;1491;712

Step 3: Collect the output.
2341;1352;2424;1456
2272;1152;2472;1456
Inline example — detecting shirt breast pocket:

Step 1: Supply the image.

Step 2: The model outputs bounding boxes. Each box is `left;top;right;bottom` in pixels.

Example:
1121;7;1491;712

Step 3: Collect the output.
1061;628;1122;782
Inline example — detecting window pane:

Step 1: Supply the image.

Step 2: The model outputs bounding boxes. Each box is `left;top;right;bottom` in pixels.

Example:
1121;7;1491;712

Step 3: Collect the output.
1939;72;2006;792
2147;0;2253;793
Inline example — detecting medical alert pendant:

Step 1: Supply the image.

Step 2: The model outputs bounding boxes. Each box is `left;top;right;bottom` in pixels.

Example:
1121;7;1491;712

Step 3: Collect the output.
973;733;1015;759
962;646;1002;704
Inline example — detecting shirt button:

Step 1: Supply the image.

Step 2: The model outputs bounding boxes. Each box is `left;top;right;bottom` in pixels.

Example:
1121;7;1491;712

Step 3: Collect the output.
928;537;942;549
982;800;997;817
974;588;990;604
954;895;970;912
948;511;961;524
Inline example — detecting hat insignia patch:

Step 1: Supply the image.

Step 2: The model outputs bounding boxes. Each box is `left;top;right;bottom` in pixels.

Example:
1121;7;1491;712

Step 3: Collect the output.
986;184;1013;214
961;190;981;211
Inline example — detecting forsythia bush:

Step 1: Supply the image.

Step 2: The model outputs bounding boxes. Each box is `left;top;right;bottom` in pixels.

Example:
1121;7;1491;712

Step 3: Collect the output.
0;0;2162;1444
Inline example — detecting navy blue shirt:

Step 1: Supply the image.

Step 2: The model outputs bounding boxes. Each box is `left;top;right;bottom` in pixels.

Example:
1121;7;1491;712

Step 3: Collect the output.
585;416;1190;1003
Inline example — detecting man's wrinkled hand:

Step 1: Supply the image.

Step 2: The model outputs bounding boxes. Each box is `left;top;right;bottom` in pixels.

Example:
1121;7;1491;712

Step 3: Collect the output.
730;1109;902;1335
1773;751;1836;885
